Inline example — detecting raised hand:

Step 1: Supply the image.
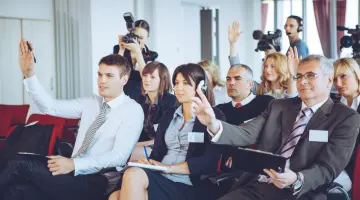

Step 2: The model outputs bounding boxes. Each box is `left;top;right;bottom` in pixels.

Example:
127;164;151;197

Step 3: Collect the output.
122;38;142;54
191;87;219;133
19;39;35;78
228;21;242;44
287;46;302;77
118;35;126;56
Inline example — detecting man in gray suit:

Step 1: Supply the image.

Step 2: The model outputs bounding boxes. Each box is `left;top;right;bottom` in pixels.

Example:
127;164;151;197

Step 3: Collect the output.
192;55;360;200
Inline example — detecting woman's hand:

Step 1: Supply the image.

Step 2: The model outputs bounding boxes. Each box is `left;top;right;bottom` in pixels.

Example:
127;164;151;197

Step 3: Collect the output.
138;156;151;165
117;35;126;56
287;46;301;77
149;159;172;173
122;39;142;55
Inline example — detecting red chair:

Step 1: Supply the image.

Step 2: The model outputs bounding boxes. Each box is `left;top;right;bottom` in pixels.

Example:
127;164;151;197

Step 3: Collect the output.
0;104;30;149
352;146;360;200
27;114;66;155
0;104;30;125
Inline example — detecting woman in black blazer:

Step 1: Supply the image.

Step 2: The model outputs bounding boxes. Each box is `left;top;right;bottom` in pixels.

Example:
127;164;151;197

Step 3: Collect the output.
114;20;158;101
129;62;176;161
109;64;225;200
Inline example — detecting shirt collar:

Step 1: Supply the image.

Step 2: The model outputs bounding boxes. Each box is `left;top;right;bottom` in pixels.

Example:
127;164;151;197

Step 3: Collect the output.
232;93;256;107
102;92;126;108
173;105;196;121
340;95;360;110
301;98;328;114
145;93;159;105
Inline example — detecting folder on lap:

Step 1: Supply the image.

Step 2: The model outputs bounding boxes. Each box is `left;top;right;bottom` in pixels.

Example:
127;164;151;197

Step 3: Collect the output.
232;147;286;175
120;162;168;173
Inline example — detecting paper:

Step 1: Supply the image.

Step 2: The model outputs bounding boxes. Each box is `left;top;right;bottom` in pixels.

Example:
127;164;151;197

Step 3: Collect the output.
25;121;39;127
188;132;204;143
309;130;328;142
126;162;168;172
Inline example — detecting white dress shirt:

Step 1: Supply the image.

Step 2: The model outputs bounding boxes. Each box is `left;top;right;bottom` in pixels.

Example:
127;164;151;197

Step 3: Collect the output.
340;95;360;111
24;75;144;176
231;93;256;107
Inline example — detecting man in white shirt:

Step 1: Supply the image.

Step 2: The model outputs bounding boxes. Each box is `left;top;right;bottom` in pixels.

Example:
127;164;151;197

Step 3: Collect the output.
0;39;144;200
192;55;360;200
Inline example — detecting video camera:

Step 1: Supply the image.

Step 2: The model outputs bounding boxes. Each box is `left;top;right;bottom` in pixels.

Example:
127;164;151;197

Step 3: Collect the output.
253;29;282;52
337;25;360;58
123;12;139;44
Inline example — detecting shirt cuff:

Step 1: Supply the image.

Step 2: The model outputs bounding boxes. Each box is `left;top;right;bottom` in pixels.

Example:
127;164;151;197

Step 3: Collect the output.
72;157;90;176
23;74;39;92
207;121;223;143
228;54;240;65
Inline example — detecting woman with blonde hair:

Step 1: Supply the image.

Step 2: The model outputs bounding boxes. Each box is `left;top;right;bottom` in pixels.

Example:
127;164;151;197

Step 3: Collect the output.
257;51;298;98
333;58;360;186
198;60;231;105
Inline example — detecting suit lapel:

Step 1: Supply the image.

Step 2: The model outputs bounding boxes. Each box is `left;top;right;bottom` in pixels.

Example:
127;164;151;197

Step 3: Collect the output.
280;99;302;146
301;98;333;138
357;104;360;114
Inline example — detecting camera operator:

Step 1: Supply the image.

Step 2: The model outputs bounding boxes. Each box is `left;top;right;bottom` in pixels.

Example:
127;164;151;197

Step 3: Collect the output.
284;15;309;58
113;18;158;100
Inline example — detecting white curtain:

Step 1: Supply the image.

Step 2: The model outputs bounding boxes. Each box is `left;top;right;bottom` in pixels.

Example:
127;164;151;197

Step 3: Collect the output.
54;0;93;99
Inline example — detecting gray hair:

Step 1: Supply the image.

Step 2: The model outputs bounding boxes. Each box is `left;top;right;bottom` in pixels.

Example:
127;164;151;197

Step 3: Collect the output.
299;55;334;75
230;64;253;81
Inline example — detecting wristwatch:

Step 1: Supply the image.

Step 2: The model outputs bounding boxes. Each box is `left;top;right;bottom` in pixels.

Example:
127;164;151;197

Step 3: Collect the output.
291;172;303;192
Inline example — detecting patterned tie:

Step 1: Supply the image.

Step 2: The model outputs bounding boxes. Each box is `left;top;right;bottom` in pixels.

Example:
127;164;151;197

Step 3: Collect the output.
280;107;313;159
258;107;313;183
235;102;242;108
72;102;109;158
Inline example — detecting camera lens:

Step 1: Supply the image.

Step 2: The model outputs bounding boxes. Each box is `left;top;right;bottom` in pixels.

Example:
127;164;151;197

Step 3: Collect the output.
340;36;353;48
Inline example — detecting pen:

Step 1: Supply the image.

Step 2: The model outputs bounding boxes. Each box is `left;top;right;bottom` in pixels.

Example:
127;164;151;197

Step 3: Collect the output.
144;146;149;161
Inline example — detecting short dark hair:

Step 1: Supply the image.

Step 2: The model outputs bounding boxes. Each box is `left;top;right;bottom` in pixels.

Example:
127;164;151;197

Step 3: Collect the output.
98;54;131;78
135;20;150;35
142;61;172;96
287;15;303;27
172;63;215;106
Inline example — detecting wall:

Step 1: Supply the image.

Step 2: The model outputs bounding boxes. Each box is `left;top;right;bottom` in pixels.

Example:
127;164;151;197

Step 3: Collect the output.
90;0;134;94
0;0;53;20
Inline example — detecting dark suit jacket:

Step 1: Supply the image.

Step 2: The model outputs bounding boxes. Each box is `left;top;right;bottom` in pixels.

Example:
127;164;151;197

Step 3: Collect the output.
216;97;360;198
149;106;225;186
136;92;176;141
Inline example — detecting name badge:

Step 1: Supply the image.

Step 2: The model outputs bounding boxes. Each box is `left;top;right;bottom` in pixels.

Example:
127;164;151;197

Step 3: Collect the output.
309;130;328;142
188;132;204;143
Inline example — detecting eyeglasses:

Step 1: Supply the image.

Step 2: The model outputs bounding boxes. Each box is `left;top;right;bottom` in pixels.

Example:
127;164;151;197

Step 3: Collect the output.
293;72;326;81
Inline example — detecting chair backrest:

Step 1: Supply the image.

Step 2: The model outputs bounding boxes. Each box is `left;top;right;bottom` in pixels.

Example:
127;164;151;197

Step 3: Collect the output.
27;114;67;156
0;112;12;137
353;146;360;199
0;104;30;125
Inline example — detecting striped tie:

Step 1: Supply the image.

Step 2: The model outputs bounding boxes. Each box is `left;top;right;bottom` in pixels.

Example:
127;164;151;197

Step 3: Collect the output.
72;102;109;158
280;107;313;159
258;107;313;183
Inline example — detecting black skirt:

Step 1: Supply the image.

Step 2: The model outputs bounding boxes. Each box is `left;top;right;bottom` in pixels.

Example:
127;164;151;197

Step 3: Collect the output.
143;169;196;200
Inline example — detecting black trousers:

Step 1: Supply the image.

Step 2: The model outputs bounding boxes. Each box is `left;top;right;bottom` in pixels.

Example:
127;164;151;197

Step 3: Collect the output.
0;155;108;200
218;178;327;200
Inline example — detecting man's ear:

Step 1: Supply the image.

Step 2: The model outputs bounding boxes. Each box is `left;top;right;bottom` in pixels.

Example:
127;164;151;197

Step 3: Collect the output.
121;75;129;85
248;80;254;89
